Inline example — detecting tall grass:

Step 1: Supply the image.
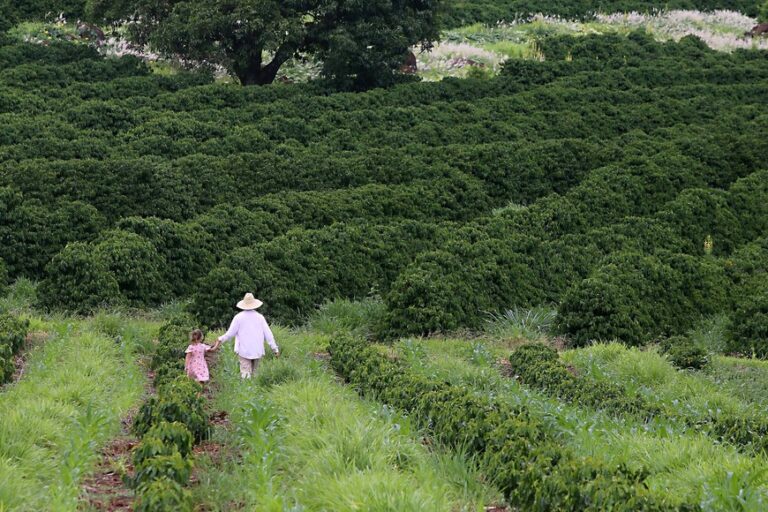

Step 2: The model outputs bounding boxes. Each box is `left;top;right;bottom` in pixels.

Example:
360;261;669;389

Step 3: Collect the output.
705;356;768;409
305;297;385;339
484;305;556;342
0;318;145;511
561;342;765;419
397;338;768;509
192;329;501;511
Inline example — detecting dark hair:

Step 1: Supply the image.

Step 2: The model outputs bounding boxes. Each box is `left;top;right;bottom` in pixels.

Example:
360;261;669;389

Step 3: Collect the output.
190;329;204;343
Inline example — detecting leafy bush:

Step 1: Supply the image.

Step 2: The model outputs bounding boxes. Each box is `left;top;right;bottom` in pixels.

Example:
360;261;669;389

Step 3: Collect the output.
557;252;729;347
134;476;192;512
508;343;657;415
328;335;687;510
94;231;169;306
38;242;120;314
142;422;194;459
0;312;29;384
132;452;193;488
132;376;209;442
0;258;8;296
152;316;195;372
660;336;709;370
726;286;768;358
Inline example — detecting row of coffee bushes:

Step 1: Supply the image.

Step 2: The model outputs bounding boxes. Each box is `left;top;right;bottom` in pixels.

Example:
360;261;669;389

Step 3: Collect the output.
185;133;767;329
36;172;488;313
129;317;207;511
38;119;762;320
0;311;29;385
329;335;694;510
724;237;768;357
1;34;766;344
189;220;452;327
442;0;762;27
508;344;768;453
380;153;768;339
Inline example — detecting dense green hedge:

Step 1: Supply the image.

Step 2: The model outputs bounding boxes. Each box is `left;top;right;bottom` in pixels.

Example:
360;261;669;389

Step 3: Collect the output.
1;33;767;342
0;312;29;384
330;335;692;510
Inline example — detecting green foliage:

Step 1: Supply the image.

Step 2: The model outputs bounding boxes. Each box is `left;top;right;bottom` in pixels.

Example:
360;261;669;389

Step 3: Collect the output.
132;451;193;488
1;33;768;340
134;476;192;512
0;259;7;296
116;217;214;297
329;335;687;510
557;252;729;347
508;343;657;415
727;286;768;358
94;230;169;306
661;336;710;370
38;242;120;314
0;312;29;384
132;376;209;442
143;422;194;459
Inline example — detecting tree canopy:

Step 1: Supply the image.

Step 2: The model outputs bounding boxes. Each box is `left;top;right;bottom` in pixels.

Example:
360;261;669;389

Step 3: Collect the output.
86;0;441;88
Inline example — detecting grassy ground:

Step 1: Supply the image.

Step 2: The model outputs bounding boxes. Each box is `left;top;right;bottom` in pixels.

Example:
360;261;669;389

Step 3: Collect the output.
560;342;768;419
191;327;502;511
0;315;149;511
392;336;768;510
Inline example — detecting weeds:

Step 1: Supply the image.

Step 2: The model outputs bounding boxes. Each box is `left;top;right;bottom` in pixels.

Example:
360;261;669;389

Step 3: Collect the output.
485;306;557;341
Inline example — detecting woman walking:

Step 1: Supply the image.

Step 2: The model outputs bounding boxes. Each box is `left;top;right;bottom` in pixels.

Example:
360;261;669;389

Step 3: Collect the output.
213;293;279;379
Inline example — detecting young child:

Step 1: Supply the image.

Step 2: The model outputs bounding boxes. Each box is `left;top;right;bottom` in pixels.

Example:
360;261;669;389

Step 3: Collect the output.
185;329;217;383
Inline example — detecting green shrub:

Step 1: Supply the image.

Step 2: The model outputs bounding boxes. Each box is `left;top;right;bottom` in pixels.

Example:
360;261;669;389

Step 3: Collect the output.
0;311;29;384
133;476;192;512
152;317;195;371
38;242;121;314
132;435;179;469
726;287;768;358
132;452;192;488
142;422;194;459
132;377;209;442
661;336;709;370
508;343;656;416
0;258;8;296
557;252;730;347
94;231;169;306
328;335;686;510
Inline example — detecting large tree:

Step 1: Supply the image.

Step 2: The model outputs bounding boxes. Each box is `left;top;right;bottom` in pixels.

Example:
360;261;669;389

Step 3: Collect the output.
86;0;441;87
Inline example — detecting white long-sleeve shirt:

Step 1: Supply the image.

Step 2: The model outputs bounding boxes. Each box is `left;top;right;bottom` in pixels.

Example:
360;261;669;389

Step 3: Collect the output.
218;310;279;359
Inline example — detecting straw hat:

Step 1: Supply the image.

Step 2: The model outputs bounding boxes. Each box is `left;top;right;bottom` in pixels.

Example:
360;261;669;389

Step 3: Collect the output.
237;293;263;310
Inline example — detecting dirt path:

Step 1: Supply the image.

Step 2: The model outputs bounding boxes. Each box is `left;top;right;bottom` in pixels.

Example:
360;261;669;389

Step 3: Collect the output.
79;374;147;512
80;425;138;511
81;351;227;510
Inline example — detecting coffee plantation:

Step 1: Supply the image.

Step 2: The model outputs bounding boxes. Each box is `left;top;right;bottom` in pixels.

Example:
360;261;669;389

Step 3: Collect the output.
1;1;768;509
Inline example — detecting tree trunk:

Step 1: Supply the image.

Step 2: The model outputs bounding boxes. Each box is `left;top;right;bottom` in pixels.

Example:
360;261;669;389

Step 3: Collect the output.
236;61;280;86
234;46;293;86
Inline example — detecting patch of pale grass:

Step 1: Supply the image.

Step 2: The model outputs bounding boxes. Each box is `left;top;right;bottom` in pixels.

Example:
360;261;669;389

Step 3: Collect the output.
0;323;144;510
409;338;768;509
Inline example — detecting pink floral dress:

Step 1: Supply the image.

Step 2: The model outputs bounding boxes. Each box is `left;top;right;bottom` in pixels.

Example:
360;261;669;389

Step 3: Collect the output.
185;343;212;382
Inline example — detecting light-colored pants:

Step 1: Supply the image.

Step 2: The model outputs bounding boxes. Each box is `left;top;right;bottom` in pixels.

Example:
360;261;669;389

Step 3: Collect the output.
238;356;260;379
